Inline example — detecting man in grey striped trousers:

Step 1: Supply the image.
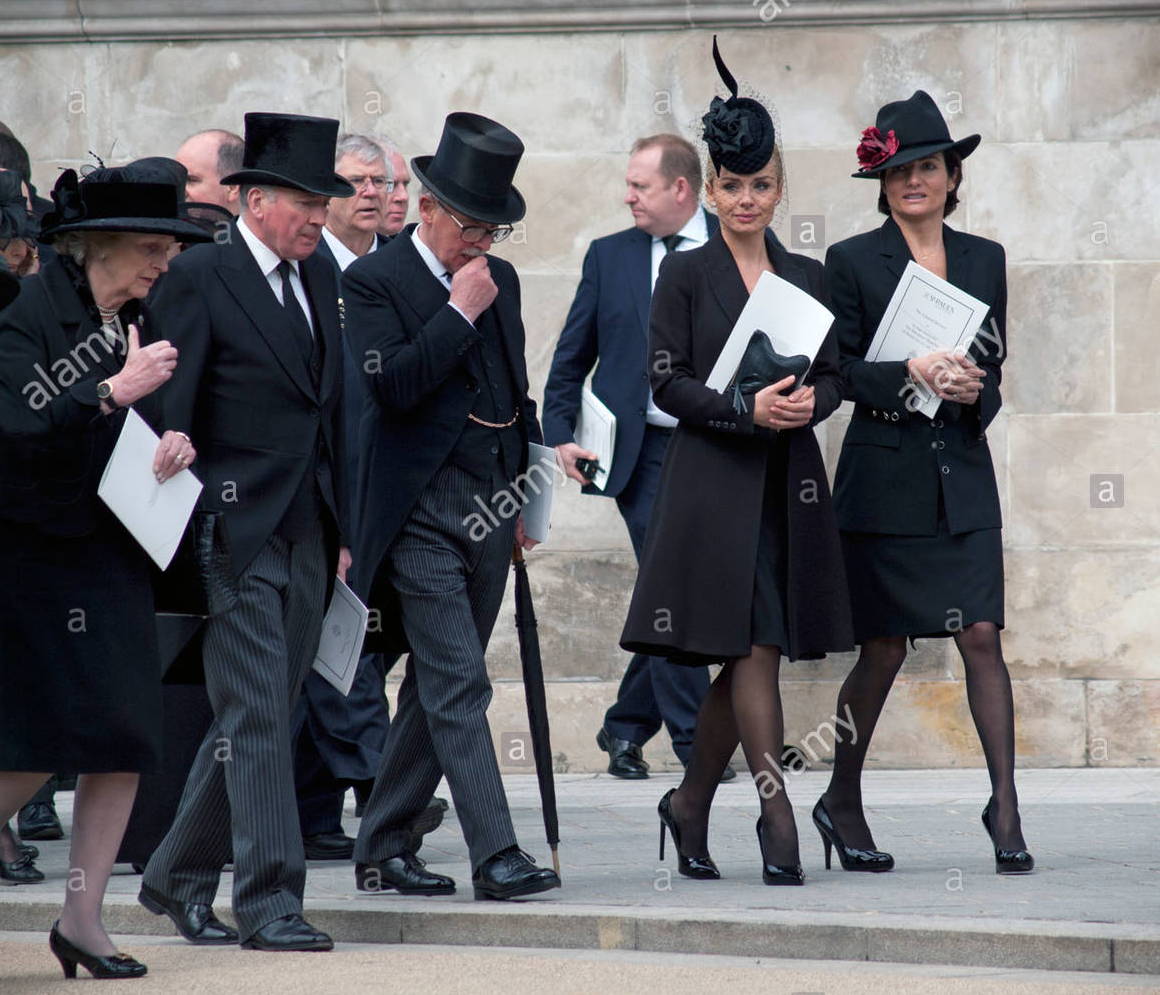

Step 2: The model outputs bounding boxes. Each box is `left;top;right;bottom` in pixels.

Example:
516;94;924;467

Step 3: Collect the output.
342;112;560;901
139;113;354;951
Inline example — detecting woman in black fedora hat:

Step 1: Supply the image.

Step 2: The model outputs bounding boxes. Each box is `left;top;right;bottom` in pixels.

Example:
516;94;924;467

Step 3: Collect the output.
816;91;1034;876
621;39;852;886
0;159;209;979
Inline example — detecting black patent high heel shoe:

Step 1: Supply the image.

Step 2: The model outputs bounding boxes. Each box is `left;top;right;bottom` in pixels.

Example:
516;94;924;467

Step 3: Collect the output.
755;815;804;886
981;799;1034;875
812;798;894;872
657;789;720;879
49;921;148;979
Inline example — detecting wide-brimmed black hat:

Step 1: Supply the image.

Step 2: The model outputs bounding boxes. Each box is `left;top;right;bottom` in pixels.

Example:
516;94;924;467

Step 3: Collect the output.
853;90;980;178
412;112;525;224
701;36;777;176
222;112;354;198
38;159;214;244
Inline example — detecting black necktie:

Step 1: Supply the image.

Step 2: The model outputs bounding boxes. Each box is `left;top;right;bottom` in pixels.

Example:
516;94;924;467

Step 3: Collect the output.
277;260;315;371
662;233;684;254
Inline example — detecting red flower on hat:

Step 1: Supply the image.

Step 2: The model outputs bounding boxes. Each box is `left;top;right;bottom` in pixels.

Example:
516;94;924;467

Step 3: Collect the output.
856;127;900;171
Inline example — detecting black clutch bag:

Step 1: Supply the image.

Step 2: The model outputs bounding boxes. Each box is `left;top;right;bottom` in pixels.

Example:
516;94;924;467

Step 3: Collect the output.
729;331;811;416
152;510;238;619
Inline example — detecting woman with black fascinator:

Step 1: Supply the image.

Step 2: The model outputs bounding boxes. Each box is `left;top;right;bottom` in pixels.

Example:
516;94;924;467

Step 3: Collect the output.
621;38;852;886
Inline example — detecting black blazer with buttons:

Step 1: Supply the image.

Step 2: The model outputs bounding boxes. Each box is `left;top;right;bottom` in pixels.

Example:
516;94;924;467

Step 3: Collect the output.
341;225;542;651
827;217;1007;537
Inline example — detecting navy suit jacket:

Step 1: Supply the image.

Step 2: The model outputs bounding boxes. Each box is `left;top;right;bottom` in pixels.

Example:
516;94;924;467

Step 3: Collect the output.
541;208;719;498
828;217;1007;536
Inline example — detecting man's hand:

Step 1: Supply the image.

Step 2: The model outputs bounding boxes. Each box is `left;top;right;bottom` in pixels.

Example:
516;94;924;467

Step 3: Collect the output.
153;430;196;483
555;442;599;484
337;547;352;583
449;257;498;324
515;515;539;551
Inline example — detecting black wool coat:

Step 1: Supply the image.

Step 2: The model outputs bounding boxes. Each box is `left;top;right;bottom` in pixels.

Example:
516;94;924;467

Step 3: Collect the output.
620;229;853;663
826;217;1007;536
341;226;542;655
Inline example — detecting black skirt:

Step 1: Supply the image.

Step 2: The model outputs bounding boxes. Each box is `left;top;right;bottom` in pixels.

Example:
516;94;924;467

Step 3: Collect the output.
840;499;1004;643
0;514;163;773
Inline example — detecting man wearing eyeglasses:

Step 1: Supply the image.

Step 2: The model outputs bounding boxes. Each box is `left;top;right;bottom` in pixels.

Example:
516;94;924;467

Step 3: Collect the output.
317;134;391;270
342;112;560;902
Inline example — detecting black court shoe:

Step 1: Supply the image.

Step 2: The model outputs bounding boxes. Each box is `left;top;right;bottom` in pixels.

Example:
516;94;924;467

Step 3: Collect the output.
812;798;894;872
756;816;804;886
49;921;147;979
981;799;1035;875
657;788;720;880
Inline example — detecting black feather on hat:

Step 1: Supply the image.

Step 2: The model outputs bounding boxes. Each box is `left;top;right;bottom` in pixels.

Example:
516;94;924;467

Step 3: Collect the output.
701;36;776;176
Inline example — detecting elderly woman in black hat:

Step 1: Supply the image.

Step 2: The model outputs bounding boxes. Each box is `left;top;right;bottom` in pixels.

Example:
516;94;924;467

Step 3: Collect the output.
0;160;209;979
621;40;852;886
815;92;1033;876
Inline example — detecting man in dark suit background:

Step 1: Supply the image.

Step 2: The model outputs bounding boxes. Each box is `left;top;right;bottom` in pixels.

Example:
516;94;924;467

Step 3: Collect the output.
140;113;353;952
542;134;733;782
343;112;560;901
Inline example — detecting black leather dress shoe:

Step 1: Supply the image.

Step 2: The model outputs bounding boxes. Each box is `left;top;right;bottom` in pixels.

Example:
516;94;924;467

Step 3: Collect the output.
596;727;649;779
303;831;355;861
356;851;455;895
241;914;333;952
138;884;239;945
473;847;561;901
17;801;63;841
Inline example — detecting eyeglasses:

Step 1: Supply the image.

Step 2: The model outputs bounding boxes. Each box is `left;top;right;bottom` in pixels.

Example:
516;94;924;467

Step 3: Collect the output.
342;174;396;192
436;201;513;244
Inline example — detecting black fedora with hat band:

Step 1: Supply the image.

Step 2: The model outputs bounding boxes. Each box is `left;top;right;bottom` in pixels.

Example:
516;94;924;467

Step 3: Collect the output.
412;112;525;225
853;90;980;178
221;112;354;199
38;161;213;244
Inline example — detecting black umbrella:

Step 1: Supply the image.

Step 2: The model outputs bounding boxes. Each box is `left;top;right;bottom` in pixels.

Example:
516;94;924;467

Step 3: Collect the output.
511;543;560;875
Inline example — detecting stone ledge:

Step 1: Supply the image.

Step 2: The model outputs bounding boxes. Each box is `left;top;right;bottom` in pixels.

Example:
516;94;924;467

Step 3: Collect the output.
1;897;1156;975
2;0;1159;43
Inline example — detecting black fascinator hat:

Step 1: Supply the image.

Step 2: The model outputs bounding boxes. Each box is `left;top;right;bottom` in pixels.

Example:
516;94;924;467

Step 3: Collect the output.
701;36;776;175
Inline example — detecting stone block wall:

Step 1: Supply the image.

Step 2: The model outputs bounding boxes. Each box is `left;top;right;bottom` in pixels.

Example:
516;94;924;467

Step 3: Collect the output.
2;5;1156;771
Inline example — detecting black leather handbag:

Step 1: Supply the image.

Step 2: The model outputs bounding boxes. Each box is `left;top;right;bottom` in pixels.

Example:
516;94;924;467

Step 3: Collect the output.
729;331;811;415
152;510;238;618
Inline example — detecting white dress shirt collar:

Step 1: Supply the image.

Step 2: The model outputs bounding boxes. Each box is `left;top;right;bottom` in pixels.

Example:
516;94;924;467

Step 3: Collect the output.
321;227;359;272
236;213;295;278
411;225;451;289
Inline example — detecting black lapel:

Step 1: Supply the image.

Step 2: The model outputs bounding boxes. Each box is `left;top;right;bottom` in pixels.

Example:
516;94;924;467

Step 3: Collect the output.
214;222;316;401
878;216;912;282
487;261;528;391
629;227;652;336
391;226;454;326
764;228;811;295
942;223;972;293
705;230;750;325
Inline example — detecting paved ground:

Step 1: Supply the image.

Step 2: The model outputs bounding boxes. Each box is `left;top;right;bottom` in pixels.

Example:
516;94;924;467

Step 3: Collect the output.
1;933;1157;994
2;768;1158;984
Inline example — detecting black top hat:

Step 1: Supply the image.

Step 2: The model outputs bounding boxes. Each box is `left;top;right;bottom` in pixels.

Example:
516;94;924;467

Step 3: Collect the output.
38;159;214;244
853;90;980;178
221;112;354;198
701;36;777;176
411;112;525;225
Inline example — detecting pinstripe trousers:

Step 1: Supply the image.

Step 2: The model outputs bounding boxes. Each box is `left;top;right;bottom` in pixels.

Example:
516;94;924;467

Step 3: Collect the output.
143;528;328;940
354;462;518;870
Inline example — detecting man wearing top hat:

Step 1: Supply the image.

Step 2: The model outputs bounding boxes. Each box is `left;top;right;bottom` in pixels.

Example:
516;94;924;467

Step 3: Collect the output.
139;112;353;952
343;112;560;901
